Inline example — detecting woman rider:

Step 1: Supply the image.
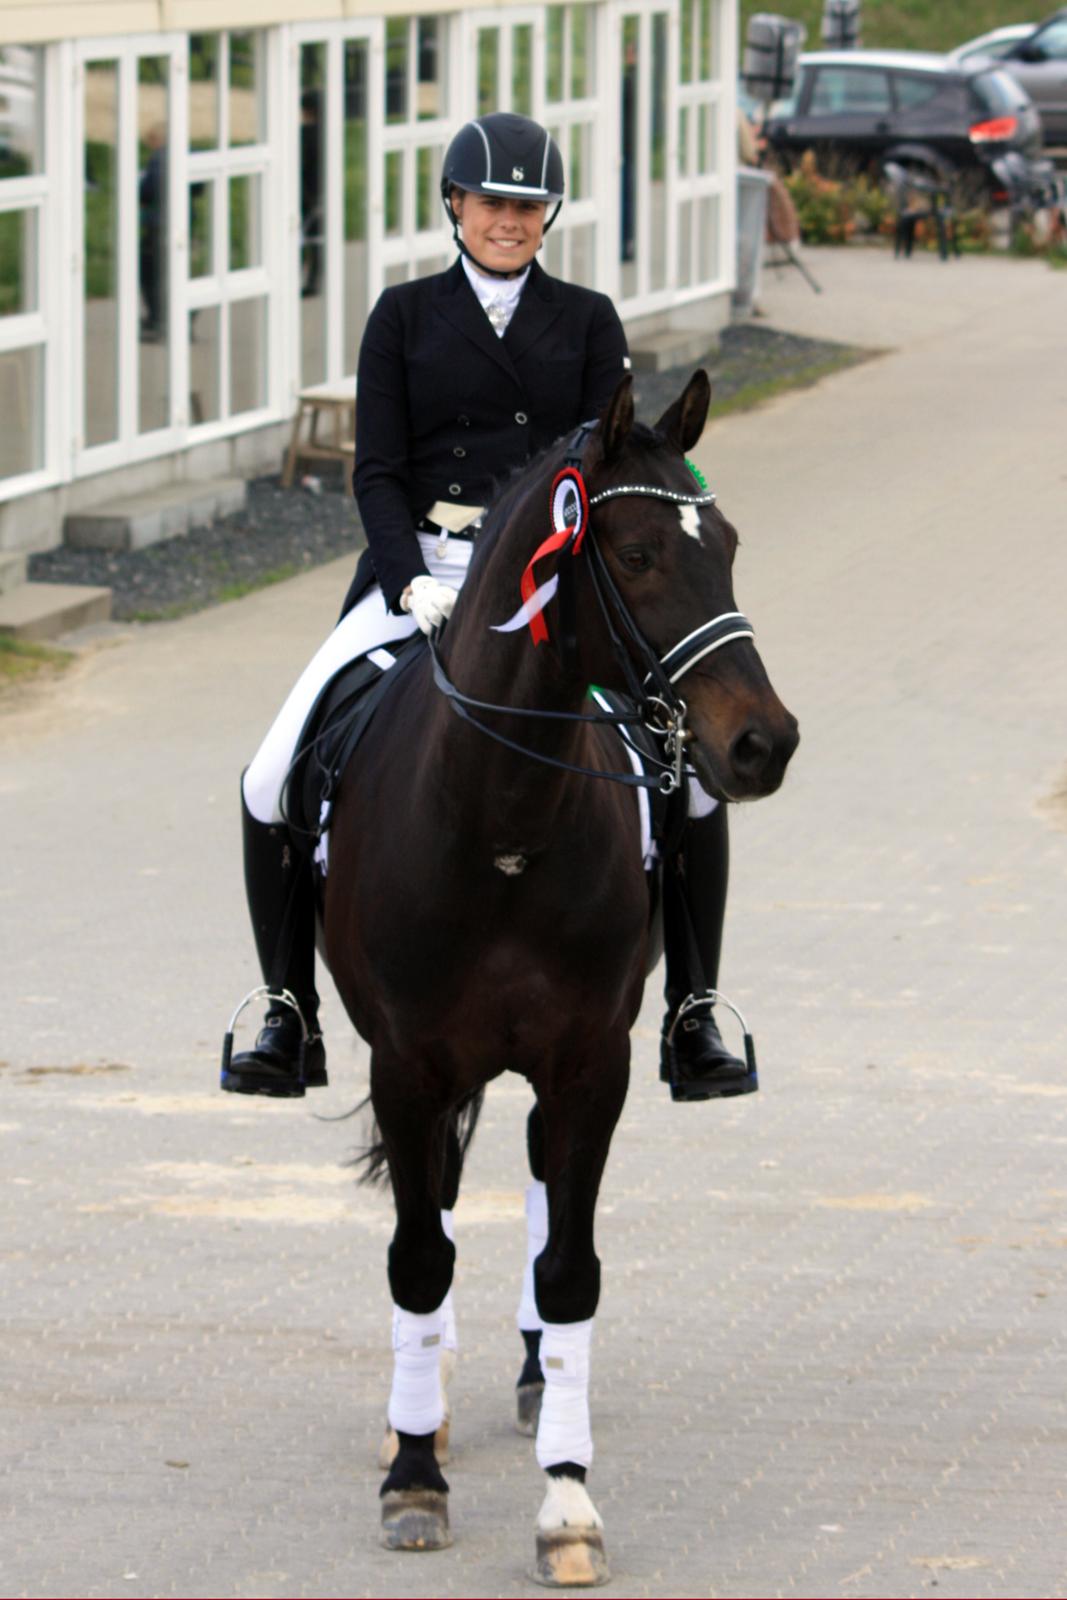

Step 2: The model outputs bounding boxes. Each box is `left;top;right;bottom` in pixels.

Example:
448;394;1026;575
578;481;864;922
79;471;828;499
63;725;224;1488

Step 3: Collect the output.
223;112;747;1106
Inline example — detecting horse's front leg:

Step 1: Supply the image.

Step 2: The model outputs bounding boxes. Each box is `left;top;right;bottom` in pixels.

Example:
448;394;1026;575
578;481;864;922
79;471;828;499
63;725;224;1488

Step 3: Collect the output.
372;1049;456;1553
531;1037;629;1588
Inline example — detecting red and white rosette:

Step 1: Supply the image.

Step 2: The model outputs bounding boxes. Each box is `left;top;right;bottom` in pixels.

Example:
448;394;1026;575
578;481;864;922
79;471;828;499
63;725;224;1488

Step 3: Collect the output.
491;467;590;645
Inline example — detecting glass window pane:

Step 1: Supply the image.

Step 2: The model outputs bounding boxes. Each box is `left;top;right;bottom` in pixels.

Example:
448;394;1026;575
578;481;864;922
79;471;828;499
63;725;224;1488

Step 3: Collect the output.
84;60;119;449
543;228;563;276
229;173;262;270
0;209;38;317
416;145;443;232
417;18;444;121
680;0;695;83
512;25;533;115
698;101;717;173
189;34;219;151
677;198;693;288
699;0;714;81
571;6;593;99
569;221;595;288
650;16;668;291
477;29;499;117
546;9;565;104
678;106;690;175
386;19;408;124
230;32;265;147
620;17;638;295
344;40;370;375
0;344;43;478
697;193;719;281
300;46;325;337
569;121;592;200
385;149;403;237
230;295;267;414
189;180;214;278
138;57;170;431
0;46;44;176
189;304;220;425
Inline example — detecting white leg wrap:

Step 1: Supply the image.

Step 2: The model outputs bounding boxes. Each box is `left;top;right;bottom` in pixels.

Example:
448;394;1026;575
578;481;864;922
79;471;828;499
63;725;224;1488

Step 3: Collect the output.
517;1180;548;1332
535;1319;594;1470
387;1305;445;1437
440;1209;457;1351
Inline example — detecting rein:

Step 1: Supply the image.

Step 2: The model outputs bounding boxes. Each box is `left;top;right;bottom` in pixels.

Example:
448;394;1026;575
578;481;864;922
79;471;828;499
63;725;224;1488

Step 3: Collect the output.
429;425;756;795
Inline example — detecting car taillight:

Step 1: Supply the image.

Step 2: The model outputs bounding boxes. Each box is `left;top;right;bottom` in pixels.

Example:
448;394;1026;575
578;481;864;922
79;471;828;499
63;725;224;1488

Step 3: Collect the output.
969;115;1018;143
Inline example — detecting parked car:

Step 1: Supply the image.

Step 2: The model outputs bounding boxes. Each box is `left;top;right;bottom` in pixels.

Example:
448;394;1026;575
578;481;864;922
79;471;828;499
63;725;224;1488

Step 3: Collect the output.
986;8;1067;145
947;24;1036;66
762;49;1057;209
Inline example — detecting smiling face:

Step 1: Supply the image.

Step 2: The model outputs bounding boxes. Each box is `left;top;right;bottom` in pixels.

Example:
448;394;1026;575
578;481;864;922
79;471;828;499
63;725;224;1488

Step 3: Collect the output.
450;189;548;275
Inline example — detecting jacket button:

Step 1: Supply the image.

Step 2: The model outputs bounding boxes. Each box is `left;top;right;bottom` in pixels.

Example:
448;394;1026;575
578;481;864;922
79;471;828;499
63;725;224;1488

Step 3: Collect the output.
515;411;528;425
453;446;466;459
449;483;461;495
457;414;470;426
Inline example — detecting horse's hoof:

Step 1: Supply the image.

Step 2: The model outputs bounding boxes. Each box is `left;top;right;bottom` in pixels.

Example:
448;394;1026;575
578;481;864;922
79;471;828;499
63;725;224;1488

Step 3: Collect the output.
532;1526;610;1587
380;1488;452;1551
377;1416;450;1470
516;1381;544;1436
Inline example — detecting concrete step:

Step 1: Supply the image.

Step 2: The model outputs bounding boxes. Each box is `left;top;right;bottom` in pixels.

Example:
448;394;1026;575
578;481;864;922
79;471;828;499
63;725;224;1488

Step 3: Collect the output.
629;329;714;374
64;476;247;553
0;551;27;596
0;582;112;642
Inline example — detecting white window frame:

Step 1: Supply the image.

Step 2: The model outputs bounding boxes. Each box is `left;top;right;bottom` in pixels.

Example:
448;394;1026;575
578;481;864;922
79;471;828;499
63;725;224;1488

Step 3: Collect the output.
185;27;283;446
0;44;60;502
289;21;383;392
380;15;456;285
70;34;189;479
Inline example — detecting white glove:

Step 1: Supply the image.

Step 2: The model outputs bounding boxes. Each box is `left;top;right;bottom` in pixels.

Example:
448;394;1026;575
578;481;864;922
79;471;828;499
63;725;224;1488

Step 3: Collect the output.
402;574;458;635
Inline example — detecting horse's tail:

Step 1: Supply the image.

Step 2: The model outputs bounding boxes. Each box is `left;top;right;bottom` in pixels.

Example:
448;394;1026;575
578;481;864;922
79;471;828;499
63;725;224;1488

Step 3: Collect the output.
352;1086;486;1195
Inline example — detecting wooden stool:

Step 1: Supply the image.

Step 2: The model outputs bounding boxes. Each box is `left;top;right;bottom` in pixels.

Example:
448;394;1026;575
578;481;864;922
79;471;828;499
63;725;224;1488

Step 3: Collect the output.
282;380;356;489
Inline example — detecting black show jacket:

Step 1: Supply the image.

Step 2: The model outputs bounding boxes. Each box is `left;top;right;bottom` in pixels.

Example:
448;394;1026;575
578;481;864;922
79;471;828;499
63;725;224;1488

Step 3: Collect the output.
343;257;629;617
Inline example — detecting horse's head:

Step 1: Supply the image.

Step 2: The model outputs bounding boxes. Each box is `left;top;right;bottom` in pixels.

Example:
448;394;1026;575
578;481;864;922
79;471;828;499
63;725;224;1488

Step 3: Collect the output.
578;371;799;802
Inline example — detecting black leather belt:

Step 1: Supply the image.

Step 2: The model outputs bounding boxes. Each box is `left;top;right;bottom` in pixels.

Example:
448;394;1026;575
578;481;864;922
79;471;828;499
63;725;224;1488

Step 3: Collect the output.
418;518;479;542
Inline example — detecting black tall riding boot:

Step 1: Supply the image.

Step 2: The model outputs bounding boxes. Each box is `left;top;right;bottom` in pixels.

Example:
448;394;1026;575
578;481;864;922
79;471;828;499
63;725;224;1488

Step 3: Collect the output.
659;803;757;1103
221;791;327;1098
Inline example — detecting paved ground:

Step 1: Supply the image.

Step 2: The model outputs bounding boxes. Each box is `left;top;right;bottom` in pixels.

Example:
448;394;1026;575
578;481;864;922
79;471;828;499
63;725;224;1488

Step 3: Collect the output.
2;247;1065;1599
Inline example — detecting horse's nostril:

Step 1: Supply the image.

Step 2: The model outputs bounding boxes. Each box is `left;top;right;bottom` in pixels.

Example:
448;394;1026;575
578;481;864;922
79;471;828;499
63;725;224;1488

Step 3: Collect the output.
731;728;772;777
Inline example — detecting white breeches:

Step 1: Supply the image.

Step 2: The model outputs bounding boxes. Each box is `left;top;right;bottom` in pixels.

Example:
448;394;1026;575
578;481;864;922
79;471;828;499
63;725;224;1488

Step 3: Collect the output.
242;532;475;825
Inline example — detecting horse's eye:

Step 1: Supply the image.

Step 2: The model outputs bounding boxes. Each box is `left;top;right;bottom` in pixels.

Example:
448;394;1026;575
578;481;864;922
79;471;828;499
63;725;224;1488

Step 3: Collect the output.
618;546;652;573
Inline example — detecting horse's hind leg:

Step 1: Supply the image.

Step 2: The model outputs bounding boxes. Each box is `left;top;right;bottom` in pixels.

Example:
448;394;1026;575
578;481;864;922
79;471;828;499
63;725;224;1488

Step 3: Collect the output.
515;1104;547;1436
378;1118;461;1470
530;1042;629;1587
372;1054;456;1552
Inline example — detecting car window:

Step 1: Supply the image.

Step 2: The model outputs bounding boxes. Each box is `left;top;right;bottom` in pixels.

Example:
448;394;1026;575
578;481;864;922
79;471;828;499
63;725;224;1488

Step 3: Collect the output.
1031;18;1067;58
808;66;892;115
972;70;1033;116
893;74;943;110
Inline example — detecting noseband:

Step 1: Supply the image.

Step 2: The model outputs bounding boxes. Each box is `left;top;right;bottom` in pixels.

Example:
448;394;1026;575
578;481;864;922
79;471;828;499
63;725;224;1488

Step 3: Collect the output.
429;425;756;795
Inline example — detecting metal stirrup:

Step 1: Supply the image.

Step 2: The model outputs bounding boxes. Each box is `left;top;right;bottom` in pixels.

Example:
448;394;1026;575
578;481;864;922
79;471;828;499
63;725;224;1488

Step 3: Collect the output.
220;985;310;1077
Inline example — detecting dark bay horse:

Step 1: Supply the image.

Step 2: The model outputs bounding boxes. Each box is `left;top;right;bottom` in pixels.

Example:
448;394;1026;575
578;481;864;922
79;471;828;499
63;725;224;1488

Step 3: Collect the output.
322;371;798;1583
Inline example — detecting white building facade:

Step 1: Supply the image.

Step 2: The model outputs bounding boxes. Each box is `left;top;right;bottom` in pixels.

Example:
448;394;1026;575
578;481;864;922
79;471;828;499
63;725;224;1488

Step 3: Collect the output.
0;0;737;553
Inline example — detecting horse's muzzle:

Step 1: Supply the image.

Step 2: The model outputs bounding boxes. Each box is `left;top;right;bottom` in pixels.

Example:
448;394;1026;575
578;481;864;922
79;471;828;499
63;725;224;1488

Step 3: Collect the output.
690;706;799;802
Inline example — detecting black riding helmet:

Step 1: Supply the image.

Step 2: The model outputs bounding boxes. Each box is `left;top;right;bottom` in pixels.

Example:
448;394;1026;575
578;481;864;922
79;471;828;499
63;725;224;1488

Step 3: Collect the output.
441;113;564;277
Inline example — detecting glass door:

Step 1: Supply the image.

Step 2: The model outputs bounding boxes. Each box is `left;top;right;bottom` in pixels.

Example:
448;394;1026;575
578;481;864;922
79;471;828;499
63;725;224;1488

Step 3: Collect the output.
619;7;670;303
293;24;379;390
75;36;185;470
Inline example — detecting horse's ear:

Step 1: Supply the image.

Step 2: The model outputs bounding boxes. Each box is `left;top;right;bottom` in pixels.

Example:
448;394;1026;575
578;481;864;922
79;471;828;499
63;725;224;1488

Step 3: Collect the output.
595;375;635;464
655;369;711;454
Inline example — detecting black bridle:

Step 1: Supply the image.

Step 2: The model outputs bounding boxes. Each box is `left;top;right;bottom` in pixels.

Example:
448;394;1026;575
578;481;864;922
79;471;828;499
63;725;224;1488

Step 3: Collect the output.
428;426;755;795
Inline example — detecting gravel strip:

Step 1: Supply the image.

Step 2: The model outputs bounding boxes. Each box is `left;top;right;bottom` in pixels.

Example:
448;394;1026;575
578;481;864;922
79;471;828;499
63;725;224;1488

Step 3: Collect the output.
30;324;866;621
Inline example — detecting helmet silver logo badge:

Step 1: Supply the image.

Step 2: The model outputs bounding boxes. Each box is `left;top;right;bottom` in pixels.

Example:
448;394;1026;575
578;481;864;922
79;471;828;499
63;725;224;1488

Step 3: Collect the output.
512;166;525;182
